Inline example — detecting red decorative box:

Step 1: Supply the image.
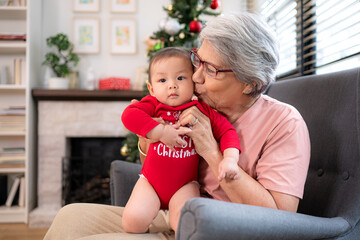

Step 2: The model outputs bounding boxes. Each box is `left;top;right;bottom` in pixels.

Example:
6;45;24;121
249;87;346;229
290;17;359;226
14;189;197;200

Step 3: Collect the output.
98;77;131;90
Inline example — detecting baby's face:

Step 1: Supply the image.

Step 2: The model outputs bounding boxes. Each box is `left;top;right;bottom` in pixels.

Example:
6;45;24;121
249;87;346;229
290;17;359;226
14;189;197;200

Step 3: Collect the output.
148;56;194;107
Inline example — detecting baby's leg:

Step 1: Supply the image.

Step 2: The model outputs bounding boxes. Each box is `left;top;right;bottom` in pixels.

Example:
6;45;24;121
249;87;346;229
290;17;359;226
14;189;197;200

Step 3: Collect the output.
122;177;161;233
168;182;200;232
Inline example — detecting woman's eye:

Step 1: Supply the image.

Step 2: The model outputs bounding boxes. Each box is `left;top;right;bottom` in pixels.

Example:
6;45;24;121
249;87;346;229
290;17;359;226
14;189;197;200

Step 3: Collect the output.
206;65;216;74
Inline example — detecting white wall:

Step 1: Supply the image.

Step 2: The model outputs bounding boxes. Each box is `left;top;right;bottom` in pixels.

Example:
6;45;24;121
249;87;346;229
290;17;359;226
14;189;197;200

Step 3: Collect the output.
40;0;245;88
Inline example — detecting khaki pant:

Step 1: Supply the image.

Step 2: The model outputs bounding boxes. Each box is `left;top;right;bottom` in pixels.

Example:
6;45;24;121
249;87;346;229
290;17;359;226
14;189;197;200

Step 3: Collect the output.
43;203;174;240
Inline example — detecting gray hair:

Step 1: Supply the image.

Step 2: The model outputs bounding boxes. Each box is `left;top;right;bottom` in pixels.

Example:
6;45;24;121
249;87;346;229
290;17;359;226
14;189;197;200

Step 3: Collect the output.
200;12;279;97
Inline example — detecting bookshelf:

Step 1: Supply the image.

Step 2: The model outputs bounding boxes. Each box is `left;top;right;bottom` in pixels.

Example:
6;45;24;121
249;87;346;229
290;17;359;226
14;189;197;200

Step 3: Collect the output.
0;1;42;223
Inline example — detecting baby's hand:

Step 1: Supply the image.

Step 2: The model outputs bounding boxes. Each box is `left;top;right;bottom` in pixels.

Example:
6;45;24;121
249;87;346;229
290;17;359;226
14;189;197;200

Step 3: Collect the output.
218;157;240;182
159;125;186;151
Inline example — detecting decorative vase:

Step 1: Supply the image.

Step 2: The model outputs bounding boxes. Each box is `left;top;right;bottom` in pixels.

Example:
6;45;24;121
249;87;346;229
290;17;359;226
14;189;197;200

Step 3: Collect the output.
48;77;69;89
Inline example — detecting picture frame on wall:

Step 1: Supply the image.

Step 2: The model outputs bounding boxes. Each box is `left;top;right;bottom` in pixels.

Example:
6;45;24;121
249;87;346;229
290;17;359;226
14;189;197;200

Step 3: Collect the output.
110;18;136;55
110;0;136;13
73;17;100;54
73;0;100;13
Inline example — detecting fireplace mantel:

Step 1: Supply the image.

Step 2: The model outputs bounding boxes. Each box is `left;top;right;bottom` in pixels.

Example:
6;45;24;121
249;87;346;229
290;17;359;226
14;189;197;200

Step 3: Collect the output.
32;89;144;101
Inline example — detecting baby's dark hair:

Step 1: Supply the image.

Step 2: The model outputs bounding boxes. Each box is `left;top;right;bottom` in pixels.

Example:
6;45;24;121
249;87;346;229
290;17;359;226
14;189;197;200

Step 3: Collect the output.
148;47;192;83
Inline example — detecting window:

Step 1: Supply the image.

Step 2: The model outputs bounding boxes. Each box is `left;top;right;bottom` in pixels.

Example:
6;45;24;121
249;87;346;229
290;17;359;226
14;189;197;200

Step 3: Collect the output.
260;0;297;76
257;0;360;79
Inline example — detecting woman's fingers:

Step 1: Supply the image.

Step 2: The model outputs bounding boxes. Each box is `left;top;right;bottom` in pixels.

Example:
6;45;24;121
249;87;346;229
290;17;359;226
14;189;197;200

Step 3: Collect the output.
177;126;192;135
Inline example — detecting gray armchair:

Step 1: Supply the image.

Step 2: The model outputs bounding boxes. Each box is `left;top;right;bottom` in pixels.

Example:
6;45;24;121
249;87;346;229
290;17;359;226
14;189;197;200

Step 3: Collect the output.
110;67;360;239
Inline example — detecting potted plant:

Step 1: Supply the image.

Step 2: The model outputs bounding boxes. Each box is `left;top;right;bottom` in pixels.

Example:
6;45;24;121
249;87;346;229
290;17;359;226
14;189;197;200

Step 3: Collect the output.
43;33;80;89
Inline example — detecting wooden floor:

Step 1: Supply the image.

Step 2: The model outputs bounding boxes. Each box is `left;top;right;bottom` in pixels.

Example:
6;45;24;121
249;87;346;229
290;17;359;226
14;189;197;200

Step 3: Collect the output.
0;224;48;240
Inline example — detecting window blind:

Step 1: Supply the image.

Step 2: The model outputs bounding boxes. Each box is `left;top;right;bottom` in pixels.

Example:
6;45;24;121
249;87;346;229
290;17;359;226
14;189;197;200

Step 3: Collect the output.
257;0;360;79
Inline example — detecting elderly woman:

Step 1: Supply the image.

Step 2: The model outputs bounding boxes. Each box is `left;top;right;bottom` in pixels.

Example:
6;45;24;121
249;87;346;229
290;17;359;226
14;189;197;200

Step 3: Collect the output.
44;12;310;240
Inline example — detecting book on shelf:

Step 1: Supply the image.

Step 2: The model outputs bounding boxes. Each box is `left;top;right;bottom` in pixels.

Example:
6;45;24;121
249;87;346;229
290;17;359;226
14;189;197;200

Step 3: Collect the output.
21;58;26;85
0;159;25;167
0;147;25;166
13;58;26;86
18;176;25;207
0;34;26;41
14;58;21;85
0;147;25;154
5;175;21;207
0;162;25;168
0;106;26;132
0;106;26;115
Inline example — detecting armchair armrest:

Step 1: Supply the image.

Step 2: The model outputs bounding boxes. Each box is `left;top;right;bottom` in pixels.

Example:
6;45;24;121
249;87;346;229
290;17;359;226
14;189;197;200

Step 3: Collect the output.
177;198;351;240
110;160;141;207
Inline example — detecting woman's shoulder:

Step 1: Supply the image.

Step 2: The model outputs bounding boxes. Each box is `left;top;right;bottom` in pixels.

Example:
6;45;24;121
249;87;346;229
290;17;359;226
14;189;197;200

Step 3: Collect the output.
257;94;303;119
236;94;305;129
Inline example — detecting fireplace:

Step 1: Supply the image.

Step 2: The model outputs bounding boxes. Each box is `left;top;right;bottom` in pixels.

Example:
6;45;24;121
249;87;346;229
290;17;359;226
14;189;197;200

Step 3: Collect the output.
62;137;126;205
29;100;131;228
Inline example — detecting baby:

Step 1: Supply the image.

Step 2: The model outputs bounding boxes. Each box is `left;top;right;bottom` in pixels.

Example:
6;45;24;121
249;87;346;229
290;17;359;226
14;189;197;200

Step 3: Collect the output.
121;47;241;233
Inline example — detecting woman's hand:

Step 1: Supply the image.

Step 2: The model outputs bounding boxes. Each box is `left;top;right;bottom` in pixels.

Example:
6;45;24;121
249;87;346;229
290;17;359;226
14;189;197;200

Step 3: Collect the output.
177;106;219;159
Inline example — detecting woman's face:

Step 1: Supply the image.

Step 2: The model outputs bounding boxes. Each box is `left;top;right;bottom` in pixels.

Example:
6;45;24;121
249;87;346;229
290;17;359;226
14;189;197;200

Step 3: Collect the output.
193;40;245;115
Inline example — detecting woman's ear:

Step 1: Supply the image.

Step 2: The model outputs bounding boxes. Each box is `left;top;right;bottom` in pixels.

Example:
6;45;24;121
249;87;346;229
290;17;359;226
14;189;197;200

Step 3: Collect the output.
147;80;155;96
243;81;257;95
243;84;253;95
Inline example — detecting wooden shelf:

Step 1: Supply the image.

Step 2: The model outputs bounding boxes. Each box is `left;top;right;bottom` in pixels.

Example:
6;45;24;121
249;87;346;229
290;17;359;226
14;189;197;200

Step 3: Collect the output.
0;131;26;136
0;85;26;92
0;6;27;11
0;206;26;223
0;168;25;173
32;89;145;101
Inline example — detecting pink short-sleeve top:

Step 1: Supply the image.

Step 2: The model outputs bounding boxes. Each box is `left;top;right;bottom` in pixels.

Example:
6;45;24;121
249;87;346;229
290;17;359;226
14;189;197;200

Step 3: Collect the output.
199;94;311;201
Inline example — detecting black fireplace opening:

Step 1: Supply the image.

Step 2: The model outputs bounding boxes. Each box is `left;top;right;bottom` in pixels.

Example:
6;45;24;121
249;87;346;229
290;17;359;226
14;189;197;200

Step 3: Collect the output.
62;137;127;206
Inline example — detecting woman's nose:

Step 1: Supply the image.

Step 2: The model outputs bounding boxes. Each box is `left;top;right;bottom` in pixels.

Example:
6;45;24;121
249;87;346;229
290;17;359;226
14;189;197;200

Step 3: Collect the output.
192;68;205;84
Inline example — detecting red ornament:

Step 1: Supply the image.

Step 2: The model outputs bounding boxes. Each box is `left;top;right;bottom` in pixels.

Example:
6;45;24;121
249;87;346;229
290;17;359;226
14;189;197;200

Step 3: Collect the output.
189;20;202;33
211;0;219;9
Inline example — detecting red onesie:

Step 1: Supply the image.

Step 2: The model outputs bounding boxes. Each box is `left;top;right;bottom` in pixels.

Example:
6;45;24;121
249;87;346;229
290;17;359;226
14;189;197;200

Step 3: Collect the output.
121;95;241;209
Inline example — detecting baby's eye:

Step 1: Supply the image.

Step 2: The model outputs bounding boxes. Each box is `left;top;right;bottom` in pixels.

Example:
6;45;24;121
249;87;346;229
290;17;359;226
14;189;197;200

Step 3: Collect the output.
159;78;166;83
177;76;185;80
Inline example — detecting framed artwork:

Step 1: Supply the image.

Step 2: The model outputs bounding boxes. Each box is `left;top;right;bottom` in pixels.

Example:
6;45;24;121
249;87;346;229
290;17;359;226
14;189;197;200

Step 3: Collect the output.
73;0;100;13
110;18;137;54
73;17;100;54
110;0;136;13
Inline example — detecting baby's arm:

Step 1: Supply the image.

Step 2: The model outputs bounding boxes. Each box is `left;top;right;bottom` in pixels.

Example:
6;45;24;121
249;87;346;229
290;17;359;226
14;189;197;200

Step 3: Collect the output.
146;124;187;151
218;148;240;181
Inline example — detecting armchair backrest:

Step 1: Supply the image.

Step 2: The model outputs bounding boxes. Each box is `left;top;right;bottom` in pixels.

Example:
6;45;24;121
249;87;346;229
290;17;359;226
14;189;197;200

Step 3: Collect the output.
267;68;360;226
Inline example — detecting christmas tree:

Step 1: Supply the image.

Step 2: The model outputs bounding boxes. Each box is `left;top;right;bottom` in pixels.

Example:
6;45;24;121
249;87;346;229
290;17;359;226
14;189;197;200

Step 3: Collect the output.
121;0;221;162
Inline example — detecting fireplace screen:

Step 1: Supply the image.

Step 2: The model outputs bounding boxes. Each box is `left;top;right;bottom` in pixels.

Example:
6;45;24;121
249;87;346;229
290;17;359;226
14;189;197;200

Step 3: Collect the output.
62;137;127;205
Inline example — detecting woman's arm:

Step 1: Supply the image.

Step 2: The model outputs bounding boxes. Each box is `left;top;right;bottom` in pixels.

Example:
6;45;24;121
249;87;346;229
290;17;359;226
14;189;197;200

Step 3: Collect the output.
178;106;299;212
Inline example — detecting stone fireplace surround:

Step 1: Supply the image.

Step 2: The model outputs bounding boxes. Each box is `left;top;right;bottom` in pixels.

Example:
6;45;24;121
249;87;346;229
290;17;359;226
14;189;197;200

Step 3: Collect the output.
29;91;137;228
